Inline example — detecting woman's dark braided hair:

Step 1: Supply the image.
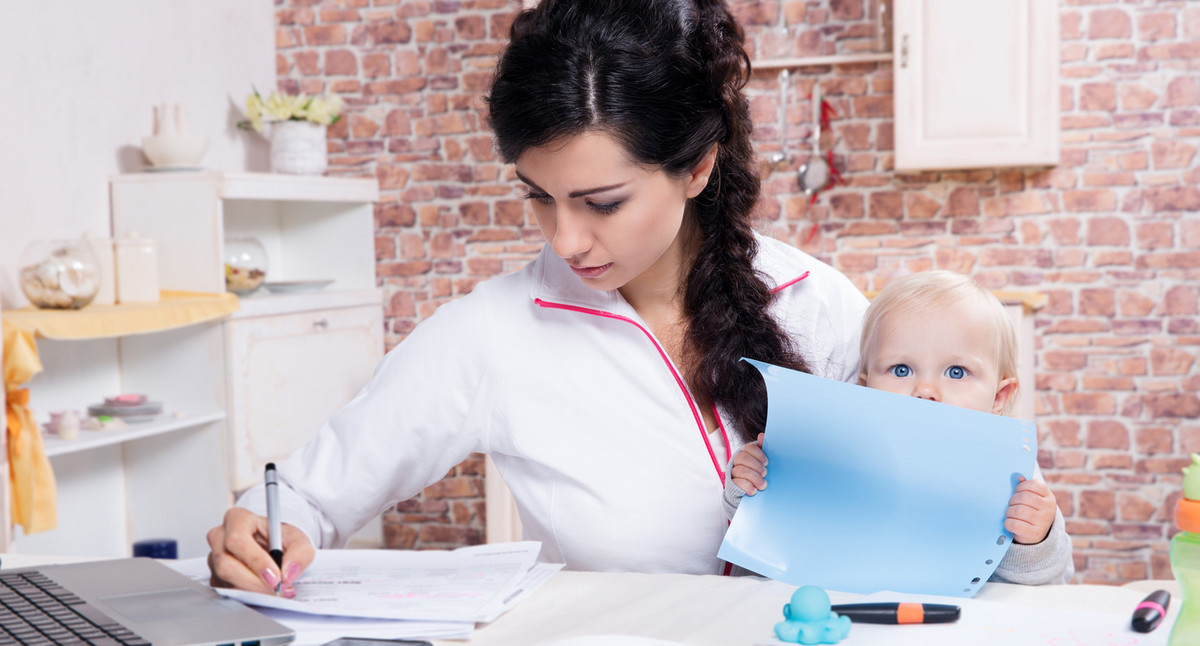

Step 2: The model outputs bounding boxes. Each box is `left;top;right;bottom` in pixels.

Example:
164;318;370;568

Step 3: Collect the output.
486;0;810;442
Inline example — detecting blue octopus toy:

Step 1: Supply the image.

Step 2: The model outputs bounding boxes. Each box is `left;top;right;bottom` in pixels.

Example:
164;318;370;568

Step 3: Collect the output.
774;585;852;645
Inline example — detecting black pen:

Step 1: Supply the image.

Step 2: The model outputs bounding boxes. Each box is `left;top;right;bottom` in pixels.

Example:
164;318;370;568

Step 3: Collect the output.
1131;589;1170;633
264;462;283;595
831;602;960;624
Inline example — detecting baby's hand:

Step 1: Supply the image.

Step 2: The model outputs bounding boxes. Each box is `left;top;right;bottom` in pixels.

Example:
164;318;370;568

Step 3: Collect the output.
731;433;768;496
1006;477;1057;545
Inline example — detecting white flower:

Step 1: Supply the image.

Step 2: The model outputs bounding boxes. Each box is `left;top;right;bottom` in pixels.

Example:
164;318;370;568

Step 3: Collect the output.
265;92;297;121
244;93;265;132
240;88;343;132
306;96;341;126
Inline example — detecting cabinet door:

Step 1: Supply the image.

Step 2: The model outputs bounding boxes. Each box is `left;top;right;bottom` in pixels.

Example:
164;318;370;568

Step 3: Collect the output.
227;305;383;491
893;0;1059;171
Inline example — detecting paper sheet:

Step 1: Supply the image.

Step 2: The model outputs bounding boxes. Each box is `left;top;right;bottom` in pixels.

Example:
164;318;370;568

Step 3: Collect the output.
718;360;1037;597
756;590;1170;646
168;542;560;623
253;607;473;645
167;557;474;642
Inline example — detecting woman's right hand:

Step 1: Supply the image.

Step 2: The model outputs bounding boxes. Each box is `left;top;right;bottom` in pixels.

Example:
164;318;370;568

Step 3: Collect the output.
206;507;316;598
731;433;768;496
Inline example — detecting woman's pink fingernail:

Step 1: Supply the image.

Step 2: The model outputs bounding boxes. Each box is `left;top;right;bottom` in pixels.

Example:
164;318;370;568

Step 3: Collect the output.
282;585;297;599
261;568;280;588
284;562;303;584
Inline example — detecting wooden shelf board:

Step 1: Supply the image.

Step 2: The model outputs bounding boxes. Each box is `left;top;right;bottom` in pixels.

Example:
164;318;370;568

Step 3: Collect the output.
4;291;237;340
992;291;1049;314
752;52;892;71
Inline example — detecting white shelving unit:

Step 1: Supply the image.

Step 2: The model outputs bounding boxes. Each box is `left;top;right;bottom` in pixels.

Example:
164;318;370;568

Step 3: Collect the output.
110;172;378;295
111;171;385;534
5;312;233;559
0;171;385;558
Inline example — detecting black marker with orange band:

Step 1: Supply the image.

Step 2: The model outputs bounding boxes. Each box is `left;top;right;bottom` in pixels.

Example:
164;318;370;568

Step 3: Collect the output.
831;602;961;624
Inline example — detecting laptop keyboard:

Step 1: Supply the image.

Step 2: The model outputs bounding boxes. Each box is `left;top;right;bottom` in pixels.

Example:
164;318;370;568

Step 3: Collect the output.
0;572;149;646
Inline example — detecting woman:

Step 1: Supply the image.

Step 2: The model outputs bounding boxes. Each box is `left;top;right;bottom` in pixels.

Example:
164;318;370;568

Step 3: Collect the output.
207;0;868;596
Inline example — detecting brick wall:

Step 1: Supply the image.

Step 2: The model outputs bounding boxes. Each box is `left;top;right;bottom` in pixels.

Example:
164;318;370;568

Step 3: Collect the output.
275;0;1200;583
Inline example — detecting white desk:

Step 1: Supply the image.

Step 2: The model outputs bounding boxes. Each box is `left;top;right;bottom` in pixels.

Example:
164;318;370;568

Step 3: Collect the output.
432;571;1179;646
1;555;1177;645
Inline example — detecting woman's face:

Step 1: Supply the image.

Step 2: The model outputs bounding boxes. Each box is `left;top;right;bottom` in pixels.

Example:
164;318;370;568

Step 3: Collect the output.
515;131;713;295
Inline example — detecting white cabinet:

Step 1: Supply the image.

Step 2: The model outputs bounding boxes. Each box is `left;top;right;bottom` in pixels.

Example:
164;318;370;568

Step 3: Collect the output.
892;0;1059;171
227;305;382;492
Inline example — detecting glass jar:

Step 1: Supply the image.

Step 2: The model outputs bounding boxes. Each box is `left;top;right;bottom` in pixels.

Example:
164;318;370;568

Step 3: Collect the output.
19;239;102;309
114;233;160;304
224;237;268;295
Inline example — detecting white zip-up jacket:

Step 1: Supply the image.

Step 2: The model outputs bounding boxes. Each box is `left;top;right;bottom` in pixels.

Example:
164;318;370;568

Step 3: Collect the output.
237;234;868;574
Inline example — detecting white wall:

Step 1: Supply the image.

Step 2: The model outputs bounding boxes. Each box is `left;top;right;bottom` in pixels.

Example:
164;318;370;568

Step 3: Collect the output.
0;0;276;308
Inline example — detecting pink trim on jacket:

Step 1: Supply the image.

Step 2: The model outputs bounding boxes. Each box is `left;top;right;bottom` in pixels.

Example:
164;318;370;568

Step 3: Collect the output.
771;271;810;294
534;298;728;483
530;270;810;484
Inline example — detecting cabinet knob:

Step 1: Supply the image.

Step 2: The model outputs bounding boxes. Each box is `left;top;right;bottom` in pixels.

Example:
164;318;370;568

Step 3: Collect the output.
312;318;329;330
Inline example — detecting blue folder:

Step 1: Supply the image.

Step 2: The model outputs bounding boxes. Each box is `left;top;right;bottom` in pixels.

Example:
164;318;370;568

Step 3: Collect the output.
718;359;1037;597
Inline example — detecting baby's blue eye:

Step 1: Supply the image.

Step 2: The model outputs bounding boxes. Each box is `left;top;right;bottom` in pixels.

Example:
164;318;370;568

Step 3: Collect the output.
946;366;966;379
890;364;911;378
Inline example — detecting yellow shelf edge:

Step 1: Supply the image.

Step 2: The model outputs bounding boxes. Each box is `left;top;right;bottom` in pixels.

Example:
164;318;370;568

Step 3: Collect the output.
3;290;240;340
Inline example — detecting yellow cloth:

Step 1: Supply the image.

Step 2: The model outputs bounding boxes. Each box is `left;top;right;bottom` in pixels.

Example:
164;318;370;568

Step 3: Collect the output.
2;320;56;534
3;290;239;340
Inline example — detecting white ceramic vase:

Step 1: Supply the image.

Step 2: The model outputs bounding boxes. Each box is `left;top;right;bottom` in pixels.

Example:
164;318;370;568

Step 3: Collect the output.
270;120;328;175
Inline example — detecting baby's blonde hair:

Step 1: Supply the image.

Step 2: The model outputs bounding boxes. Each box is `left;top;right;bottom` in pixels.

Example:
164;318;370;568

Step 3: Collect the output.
860;270;1019;415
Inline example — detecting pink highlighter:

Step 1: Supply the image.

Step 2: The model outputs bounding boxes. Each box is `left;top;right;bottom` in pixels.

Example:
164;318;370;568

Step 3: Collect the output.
1132;589;1170;633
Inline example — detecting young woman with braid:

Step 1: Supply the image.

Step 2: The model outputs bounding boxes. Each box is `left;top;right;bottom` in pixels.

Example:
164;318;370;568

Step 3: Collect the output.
206;0;868;596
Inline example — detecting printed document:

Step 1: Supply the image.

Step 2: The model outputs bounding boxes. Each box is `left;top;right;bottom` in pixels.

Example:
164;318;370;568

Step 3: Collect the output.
169;541;561;624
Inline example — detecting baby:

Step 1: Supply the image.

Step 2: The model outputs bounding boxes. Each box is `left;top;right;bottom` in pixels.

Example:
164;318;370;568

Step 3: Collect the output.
724;270;1074;584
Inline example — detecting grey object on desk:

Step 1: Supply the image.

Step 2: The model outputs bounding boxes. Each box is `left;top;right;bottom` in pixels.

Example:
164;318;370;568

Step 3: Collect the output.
132;538;178;559
87;401;163;423
0;557;293;646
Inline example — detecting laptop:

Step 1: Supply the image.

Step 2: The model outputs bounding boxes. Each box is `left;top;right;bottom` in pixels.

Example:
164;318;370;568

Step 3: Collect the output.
0;557;294;646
